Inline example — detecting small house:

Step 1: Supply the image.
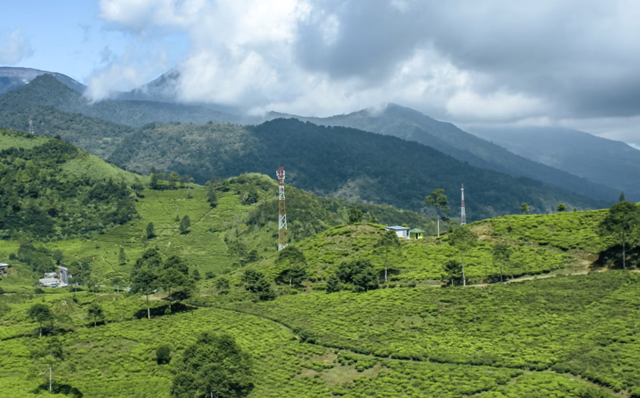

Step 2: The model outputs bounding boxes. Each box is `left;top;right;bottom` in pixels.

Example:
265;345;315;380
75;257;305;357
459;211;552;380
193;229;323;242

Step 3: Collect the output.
0;263;9;275
409;228;424;239
385;225;410;238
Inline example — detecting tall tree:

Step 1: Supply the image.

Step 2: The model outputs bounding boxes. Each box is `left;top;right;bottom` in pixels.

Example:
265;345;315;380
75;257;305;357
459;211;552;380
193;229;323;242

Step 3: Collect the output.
348;207;363;224
180;215;191;234
492;243;513;283
337;259;379;292
118;247;127;265
287;263;307;288
206;179;218;208
28;304;52;337
87;302;104;327
599;201;640;269
448;226;478;287
146;222;155;239
619;191;626;202
557;204;567;212
130;248;164;319
171;332;254;398
376;229;401;283
521;203;530;214
441;259;462;286
425;189;450;236
326;273;341;294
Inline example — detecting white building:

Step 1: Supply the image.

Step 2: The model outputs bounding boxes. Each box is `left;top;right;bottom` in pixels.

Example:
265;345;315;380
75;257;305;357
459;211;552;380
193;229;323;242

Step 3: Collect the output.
385;225;410;238
0;263;9;275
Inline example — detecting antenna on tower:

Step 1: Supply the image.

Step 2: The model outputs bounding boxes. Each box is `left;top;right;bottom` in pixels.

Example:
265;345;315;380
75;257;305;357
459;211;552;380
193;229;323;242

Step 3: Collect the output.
28;118;34;135
460;184;467;225
277;167;288;251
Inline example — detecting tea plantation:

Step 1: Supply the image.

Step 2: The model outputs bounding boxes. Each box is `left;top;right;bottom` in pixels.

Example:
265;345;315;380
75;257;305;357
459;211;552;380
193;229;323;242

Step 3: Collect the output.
0;130;634;397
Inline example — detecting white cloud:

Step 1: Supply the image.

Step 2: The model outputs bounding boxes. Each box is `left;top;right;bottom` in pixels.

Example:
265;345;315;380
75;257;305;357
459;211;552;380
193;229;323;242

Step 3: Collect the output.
0;30;33;65
92;0;640;140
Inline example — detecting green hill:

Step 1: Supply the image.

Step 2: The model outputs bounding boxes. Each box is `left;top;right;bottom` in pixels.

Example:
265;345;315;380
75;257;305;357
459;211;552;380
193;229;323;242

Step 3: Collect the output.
0;77;609;221
108;118;606;221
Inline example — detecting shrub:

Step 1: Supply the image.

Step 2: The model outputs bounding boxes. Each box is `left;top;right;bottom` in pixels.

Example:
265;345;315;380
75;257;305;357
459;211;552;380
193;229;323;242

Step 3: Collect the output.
156;345;171;364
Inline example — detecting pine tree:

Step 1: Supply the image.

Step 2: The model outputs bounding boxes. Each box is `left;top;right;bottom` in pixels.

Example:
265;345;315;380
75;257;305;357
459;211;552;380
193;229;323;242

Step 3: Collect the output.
521;203;530;214
179;215;191;234
326;273;341;294
619;191;626;202
146;222;155;239
118;247;127;265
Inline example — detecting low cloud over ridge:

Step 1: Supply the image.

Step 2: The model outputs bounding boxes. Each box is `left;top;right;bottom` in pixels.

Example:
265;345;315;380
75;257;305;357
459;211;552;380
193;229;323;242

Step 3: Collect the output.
94;0;640;141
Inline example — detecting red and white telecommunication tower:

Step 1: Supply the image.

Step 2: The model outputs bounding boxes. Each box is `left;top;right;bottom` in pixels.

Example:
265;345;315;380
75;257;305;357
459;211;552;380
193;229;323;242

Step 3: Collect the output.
460;184;467;225
277;167;288;251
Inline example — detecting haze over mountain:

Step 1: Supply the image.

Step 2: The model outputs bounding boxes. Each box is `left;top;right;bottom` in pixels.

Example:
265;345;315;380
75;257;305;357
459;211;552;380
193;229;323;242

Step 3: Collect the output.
272;104;619;202
471;126;640;201
0;66;85;96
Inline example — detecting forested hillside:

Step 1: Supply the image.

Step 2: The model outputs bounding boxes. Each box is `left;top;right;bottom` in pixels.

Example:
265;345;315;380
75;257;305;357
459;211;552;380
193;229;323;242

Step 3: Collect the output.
277;103;618;202
109;118;605;221
472;126;640;201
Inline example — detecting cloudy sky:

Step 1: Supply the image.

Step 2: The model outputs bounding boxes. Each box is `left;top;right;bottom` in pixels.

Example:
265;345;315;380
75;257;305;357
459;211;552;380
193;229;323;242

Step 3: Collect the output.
1;0;639;143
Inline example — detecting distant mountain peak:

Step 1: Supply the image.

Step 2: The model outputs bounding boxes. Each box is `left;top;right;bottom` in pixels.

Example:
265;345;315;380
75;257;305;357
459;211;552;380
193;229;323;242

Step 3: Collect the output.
0;66;85;96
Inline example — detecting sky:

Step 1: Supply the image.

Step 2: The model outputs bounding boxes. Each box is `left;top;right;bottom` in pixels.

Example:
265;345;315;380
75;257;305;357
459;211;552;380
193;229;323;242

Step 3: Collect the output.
1;0;639;144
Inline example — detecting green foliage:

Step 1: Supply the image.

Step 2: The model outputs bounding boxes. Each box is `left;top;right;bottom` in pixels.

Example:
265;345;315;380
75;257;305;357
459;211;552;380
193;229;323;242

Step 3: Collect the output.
118;247;127;265
521;202;530;214
0;131;137;240
325;273;341;294
146;222;155;239
441;259;462;286
599;201;640;269
425;188;450;214
619;191;626;202
171;332;254;398
338;259;378;292
28;303;52;336
179;215;191;234
87;302;104;327
348;207;363;224
192;269;201;282
242;270;275;301
558;203;568;212
156;345;171;365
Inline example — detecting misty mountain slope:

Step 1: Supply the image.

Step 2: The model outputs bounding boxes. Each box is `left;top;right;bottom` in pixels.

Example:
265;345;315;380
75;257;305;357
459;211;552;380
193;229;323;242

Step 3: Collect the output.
108;118;605;221
0;73;259;127
0;66;85;96
471;126;640;200
273;103;618;202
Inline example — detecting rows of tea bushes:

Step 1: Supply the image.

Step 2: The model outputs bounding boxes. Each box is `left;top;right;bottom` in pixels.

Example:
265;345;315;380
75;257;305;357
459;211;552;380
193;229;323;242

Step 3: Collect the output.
250;224;573;286
482;210;611;252
226;271;640;392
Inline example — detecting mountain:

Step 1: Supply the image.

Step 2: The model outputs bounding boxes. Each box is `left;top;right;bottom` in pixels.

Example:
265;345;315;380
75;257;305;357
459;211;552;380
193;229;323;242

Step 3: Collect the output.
271;104;619;202
0;74;258;127
0;66;85;96
470;126;640;201
107;118;606;221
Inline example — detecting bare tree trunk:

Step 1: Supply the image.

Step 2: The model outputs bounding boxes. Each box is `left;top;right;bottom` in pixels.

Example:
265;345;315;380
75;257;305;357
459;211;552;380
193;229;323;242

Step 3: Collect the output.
623;237;626;269
437;217;440;237
49;366;52;392
40;327;42;338
500;262;503;283
461;252;466;287
384;251;388;283
147;295;151;319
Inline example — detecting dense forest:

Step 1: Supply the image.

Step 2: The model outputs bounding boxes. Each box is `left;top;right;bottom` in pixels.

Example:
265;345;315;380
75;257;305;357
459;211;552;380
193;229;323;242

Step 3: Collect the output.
108;119;605;221
0;130;138;240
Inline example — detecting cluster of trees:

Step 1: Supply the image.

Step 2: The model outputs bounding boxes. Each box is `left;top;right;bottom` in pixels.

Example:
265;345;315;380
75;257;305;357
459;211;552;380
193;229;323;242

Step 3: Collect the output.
0;134;138;240
241;269;276;301
149;168;194;191
130;249;195;317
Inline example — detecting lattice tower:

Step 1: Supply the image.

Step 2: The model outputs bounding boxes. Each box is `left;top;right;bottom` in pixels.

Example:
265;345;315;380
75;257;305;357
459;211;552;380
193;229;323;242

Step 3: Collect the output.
460;183;467;225
277;167;288;251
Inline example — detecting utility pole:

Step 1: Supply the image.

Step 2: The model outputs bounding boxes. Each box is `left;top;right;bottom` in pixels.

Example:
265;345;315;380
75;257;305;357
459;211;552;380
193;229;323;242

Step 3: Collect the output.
29;118;34;135
460;184;466;226
277;167;288;251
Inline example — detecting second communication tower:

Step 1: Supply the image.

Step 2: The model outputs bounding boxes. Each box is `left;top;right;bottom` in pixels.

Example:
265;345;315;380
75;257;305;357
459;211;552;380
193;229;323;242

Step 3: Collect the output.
277;167;288;251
